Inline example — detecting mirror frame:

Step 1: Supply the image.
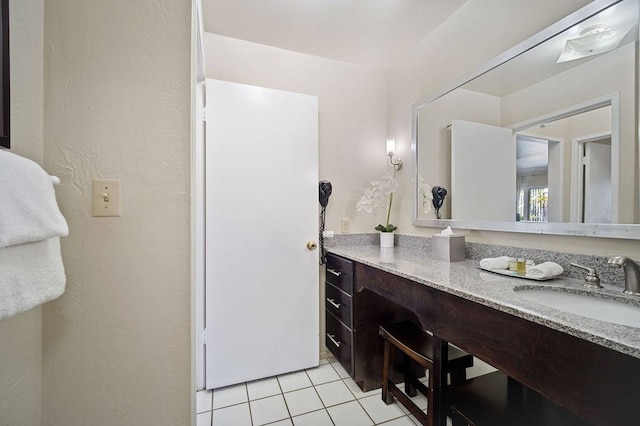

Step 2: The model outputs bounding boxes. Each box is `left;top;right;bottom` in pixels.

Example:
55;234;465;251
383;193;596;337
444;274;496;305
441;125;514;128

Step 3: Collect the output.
411;0;640;239
0;0;9;149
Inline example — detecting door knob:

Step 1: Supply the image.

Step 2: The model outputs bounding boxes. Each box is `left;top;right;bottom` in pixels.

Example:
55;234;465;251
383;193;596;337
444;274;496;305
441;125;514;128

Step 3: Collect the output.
307;241;318;250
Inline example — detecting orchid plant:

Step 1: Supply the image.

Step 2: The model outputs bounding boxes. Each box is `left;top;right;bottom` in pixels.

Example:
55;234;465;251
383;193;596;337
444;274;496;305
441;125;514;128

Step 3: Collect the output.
356;174;399;232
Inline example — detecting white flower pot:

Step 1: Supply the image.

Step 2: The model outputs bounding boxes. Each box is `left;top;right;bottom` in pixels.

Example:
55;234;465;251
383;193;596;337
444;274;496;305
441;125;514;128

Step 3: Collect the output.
379;232;395;248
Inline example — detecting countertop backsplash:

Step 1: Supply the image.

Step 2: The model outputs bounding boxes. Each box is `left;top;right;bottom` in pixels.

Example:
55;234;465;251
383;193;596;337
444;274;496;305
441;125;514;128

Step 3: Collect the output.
326;233;627;288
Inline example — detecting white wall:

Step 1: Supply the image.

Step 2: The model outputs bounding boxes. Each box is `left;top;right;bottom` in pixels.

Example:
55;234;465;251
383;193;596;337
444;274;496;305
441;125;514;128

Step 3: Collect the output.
388;0;640;257
203;33;389;234
203;33;388;357
41;1;192;425
0;1;45;425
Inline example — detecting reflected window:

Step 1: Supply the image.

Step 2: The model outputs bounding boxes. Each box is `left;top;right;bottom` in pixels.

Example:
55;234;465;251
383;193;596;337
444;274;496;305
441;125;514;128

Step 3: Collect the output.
518;187;548;222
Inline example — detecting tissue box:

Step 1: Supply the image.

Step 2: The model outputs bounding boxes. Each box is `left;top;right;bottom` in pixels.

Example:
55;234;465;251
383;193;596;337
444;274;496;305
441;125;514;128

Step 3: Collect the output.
432;234;465;262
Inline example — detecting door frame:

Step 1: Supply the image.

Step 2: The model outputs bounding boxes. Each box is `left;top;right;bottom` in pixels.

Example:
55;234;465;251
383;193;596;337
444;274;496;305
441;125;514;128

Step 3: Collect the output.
511;92;620;224
515;132;565;222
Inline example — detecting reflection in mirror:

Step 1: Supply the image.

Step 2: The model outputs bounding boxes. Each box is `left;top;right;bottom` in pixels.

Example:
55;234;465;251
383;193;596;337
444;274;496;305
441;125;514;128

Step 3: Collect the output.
413;0;640;238
516;104;614;224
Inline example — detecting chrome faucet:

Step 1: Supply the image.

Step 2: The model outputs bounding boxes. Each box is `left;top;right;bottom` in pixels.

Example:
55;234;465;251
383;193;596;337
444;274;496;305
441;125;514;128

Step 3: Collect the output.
608;256;640;296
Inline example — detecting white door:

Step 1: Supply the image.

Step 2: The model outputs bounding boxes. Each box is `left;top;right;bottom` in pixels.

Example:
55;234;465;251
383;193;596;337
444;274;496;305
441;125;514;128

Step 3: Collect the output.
451;120;516;221
205;79;319;389
584;140;612;223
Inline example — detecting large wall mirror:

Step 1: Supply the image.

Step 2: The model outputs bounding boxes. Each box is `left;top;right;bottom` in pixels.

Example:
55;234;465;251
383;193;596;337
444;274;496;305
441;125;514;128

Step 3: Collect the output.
412;0;640;239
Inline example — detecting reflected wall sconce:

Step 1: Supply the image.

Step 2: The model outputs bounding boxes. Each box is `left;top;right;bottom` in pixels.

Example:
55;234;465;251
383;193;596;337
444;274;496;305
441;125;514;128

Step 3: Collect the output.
386;137;403;171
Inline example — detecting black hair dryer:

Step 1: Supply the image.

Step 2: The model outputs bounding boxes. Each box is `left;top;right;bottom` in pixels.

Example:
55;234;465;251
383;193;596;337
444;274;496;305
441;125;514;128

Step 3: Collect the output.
432;186;447;220
319;181;332;207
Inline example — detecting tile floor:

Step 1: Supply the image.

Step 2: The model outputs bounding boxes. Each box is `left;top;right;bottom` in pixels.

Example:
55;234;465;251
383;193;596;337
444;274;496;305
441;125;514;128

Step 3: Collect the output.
196;357;433;426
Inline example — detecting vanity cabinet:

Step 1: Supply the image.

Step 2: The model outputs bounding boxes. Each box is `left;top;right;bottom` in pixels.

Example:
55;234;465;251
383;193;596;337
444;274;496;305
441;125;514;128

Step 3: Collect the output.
325;253;421;391
325;253;354;375
337;252;640;425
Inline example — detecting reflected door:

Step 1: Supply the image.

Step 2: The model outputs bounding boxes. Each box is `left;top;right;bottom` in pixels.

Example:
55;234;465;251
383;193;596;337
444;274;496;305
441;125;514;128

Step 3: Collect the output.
583;140;612;223
451;120;516;221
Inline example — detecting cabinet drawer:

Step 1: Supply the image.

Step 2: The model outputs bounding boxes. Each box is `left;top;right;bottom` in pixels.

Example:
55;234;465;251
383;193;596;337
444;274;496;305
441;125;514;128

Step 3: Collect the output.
326;253;353;294
325;283;352;328
326;312;353;376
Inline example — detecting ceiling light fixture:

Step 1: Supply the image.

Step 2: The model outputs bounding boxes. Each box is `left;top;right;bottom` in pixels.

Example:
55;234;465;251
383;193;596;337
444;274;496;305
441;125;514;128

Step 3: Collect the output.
557;23;633;63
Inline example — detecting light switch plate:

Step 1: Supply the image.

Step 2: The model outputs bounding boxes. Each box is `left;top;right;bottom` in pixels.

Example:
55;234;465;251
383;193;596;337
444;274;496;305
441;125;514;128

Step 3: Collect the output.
93;179;121;217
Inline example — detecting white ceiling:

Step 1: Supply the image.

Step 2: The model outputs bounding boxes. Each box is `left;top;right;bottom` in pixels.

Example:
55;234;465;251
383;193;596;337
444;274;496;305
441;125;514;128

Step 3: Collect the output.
201;0;468;70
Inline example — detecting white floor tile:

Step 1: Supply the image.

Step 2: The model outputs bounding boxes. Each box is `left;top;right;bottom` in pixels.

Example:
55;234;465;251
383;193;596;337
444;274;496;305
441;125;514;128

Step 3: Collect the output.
344;378;382;399
378;416;417;425
306;363;341;385
330;361;351;379
407;413;452;426
277;369;313;393
315;380;355;407
213;383;248;409
292;409;334;425
269;419;294;426
197;389;213;413
319;358;331;365
196;411;212;426
212;402;252;426
283;387;324;417
397;391;428;413
327;400;373;426
247;376;282;401
250;394;290;425
359;394;406;424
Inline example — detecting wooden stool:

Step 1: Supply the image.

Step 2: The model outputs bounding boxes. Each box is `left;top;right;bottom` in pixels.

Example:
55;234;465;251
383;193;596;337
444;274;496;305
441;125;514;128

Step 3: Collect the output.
379;321;474;426
447;371;591;425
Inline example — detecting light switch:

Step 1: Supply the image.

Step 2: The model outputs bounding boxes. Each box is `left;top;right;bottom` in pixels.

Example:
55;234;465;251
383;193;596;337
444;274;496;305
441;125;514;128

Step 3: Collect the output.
93;179;121;217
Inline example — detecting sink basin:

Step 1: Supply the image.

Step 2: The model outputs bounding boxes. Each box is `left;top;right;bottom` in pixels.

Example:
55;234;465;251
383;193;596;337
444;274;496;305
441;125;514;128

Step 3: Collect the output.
514;286;640;328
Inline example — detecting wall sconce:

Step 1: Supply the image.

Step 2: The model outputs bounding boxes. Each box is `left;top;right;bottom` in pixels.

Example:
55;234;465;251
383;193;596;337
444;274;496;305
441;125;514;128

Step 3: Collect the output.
386;137;403;171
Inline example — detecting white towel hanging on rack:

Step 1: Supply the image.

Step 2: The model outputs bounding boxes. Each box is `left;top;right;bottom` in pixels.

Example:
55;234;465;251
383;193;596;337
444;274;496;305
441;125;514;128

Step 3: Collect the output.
0;237;66;320
0;151;68;248
0;152;68;320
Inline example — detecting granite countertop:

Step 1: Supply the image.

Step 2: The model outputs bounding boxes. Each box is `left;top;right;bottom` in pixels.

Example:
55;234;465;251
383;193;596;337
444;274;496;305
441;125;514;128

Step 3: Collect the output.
327;245;640;359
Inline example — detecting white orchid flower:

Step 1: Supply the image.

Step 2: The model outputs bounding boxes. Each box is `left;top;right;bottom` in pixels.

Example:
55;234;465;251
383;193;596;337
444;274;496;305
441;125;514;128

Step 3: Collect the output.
356;174;398;232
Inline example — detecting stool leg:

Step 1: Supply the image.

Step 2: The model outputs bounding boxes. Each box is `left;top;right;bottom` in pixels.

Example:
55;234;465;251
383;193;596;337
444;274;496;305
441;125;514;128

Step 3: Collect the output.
449;369;467;385
403;354;417;397
382;339;394;404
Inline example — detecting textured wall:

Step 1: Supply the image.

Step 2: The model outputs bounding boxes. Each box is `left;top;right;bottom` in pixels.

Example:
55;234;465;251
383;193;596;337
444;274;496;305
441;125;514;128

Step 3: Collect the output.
0;0;45;425
42;1;192;425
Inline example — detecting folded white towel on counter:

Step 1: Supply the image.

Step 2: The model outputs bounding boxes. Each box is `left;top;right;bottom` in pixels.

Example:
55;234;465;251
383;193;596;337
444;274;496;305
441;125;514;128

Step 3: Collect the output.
527;261;564;279
479;256;511;270
0;150;68;249
0;237;66;320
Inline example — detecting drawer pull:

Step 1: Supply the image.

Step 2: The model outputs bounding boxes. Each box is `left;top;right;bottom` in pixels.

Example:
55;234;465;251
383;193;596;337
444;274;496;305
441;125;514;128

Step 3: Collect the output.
327;333;341;348
327;268;342;277
326;298;341;309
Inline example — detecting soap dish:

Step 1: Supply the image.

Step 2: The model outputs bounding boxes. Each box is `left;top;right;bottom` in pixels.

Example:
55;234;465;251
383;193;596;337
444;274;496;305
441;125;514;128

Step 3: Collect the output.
479;267;559;281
